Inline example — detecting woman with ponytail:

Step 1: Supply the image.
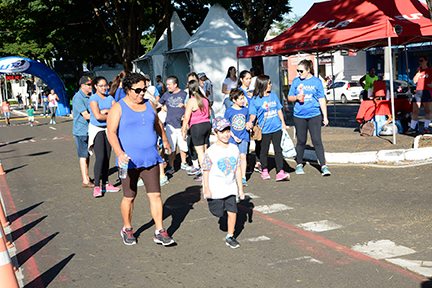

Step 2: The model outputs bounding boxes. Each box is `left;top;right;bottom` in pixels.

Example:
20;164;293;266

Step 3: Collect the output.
181;80;211;181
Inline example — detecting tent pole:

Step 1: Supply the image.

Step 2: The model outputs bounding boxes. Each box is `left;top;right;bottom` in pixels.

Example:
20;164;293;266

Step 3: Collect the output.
330;51;336;121
404;45;411;91
315;52;319;77
388;37;397;145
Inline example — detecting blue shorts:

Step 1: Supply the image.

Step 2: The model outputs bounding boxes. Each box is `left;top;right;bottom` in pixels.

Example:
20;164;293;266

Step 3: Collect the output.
235;140;249;154
3;112;10;119
74;135;89;158
412;90;432;103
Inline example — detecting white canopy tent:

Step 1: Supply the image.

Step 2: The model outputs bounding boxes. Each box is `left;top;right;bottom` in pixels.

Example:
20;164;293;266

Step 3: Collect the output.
133;11;190;83
165;4;281;116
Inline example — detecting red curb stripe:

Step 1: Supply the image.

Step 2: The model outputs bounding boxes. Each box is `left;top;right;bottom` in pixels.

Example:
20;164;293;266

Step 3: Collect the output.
0;175;43;286
256;211;426;283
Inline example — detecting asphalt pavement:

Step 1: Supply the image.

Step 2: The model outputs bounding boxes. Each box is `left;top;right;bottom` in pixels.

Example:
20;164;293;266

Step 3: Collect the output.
0;116;432;288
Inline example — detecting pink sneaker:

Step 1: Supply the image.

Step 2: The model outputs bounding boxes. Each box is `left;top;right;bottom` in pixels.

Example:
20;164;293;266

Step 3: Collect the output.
261;168;271;180
93;186;102;198
276;170;290;182
105;183;120;193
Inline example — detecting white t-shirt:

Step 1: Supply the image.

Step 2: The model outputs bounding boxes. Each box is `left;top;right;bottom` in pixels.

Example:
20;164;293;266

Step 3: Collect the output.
48;94;58;107
31;93;38;102
223;77;238;94
202;143;240;199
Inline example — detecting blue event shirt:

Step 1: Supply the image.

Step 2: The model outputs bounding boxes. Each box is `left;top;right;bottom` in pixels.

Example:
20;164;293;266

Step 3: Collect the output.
289;76;324;119
72;89;91;136
159;90;187;128
117;99;162;168
89;94;114;127
248;92;283;134
114;87;126;102
224;106;250;143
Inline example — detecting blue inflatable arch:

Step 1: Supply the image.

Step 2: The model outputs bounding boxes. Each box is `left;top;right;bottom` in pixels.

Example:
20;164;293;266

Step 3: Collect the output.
0;56;70;116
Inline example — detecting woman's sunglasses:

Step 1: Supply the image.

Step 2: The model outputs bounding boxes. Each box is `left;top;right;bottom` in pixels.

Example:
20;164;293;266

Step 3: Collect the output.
297;69;304;73
130;87;146;94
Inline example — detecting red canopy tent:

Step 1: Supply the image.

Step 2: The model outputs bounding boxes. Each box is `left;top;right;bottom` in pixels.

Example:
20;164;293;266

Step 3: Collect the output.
237;0;432;144
237;0;432;58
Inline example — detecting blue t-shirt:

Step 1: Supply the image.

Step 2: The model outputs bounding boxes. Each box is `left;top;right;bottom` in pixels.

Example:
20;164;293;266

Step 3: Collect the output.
89;94;114;127
72;89;90;136
289;76;324;119
248;92;283;134
114;87;126;102
223;97;233;110
224;106;250;143
159;90;187;128
156;82;164;95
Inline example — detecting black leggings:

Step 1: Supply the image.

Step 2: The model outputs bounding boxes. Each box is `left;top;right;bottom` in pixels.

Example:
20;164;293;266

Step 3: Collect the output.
294;115;326;166
260;130;284;172
93;131;111;186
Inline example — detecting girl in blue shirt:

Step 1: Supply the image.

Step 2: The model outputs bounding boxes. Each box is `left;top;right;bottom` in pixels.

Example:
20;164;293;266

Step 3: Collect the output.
288;59;331;176
89;76;119;197
247;75;290;182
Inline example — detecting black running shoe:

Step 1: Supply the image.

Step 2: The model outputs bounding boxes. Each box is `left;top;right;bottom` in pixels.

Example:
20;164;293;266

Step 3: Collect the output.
225;236;240;249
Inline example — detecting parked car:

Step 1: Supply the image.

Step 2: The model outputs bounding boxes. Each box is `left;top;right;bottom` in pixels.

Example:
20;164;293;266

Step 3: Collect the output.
325;80;363;103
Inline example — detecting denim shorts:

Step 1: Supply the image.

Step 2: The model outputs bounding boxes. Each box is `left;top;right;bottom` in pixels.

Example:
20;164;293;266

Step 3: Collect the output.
412;90;432;103
74;135;89;158
3;112;10;119
236;140;249;154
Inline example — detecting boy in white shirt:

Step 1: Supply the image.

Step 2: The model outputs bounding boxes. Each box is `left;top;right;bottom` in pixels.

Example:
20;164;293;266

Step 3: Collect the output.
202;117;245;248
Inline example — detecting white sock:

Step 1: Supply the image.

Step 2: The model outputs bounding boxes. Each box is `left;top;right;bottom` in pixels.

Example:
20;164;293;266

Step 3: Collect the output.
155;229;162;235
424;120;431;128
192;159;199;169
226;233;233;239
410;120;418;129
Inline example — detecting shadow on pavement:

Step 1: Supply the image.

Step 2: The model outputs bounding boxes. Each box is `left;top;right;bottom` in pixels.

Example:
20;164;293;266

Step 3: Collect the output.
0;149;15;153
0;137;34;148
11;215;47;242
135;185;202;238
4;151;52;161
5;164;28;174
7;202;44;224
16;232;59;267
421;279;432;288
217;197;255;238
24;254;75;288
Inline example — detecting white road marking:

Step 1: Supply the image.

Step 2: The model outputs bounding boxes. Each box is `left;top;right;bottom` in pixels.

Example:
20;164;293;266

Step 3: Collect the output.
49;126;56;130
386;258;432;277
254;203;293;214
246;236;271;242
352;240;416;259
17;140;29;144
297;220;343;232
244;192;260;199
52;136;64;140
268;256;323;266
30;139;36;142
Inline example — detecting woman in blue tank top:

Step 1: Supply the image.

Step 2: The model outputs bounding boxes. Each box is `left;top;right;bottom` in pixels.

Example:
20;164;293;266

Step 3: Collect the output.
107;73;175;247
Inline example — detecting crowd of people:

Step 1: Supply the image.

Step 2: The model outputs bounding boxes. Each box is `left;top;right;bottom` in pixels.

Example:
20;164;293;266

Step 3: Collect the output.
68;59;331;249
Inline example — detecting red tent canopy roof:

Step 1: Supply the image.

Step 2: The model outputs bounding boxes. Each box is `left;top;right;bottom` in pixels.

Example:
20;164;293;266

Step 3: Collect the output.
237;0;432;58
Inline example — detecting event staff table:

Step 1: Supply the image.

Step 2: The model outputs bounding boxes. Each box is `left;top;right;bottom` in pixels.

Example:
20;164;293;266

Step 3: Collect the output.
356;99;411;123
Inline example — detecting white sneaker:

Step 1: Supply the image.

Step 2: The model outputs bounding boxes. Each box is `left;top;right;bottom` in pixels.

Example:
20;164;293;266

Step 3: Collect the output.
137;178;144;187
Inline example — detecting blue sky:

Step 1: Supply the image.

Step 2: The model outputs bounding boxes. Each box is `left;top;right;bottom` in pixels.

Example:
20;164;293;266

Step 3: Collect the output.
289;0;327;17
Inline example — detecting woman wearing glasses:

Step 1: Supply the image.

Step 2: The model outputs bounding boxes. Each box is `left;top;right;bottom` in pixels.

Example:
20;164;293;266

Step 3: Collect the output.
89;76;119;197
107;73;174;246
288;59;331;176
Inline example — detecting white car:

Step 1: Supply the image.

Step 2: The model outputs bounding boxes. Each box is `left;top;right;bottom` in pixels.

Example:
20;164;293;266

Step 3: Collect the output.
325;80;363;103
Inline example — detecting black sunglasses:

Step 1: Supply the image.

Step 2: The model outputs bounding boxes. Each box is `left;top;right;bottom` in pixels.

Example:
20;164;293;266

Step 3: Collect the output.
130;87;146;94
297;69;304;73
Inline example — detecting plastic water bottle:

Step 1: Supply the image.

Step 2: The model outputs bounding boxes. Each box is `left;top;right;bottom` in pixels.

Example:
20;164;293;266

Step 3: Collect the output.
118;156;129;179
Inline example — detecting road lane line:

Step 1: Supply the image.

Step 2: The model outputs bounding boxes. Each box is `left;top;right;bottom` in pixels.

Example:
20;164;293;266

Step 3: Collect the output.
255;211;426;282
